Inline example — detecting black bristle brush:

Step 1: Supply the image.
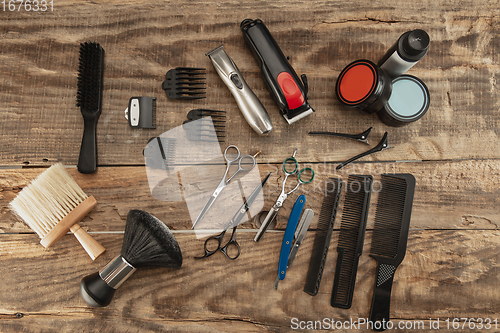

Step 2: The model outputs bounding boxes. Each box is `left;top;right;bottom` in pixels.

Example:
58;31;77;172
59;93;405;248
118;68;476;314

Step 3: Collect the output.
77;42;104;174
80;210;183;307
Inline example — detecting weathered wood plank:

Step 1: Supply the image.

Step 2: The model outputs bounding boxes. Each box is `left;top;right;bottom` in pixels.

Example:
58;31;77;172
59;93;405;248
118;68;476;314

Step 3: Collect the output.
0;230;499;333
0;1;499;166
1;160;498;233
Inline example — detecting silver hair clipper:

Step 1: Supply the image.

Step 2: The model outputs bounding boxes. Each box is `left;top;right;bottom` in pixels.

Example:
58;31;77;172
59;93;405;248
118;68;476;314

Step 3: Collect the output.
206;45;273;135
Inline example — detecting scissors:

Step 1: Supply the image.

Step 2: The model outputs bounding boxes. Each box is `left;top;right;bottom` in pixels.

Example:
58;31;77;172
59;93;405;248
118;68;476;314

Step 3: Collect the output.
195;225;240;260
195;172;271;260
191;145;256;229
254;148;314;242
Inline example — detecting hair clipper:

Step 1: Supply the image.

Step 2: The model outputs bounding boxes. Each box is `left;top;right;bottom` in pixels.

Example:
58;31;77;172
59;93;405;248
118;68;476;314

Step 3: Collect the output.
206;45;273;135
241;19;314;125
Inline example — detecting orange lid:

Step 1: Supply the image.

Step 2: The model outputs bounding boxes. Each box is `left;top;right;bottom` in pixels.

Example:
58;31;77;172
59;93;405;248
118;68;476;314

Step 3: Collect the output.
337;60;377;105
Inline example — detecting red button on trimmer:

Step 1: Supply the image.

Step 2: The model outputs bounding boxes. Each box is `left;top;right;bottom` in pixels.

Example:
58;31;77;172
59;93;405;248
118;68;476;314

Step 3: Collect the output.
277;72;304;110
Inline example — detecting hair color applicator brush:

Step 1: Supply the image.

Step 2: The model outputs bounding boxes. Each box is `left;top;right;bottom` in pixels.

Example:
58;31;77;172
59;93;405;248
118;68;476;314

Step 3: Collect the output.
9;163;105;260
80;210;183;307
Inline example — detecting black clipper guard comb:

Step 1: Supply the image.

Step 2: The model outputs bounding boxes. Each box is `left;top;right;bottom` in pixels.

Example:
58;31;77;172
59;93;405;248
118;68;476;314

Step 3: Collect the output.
241;19;314;124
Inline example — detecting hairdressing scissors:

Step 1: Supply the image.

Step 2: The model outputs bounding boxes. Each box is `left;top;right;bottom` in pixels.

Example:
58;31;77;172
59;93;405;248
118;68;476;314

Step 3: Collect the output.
195;172;271;260
192;145;256;229
254;148;314;242
195;225;240;260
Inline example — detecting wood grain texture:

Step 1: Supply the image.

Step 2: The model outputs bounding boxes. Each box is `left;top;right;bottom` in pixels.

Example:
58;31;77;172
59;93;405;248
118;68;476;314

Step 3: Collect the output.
1;0;499;332
0;0;499;166
0;230;499;332
1;160;498;233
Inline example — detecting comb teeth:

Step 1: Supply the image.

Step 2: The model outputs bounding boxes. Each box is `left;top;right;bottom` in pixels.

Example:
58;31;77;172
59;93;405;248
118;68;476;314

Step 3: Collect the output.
183;119;225;130
76;42;104;112
303;178;343;296
182;109;226;142
331;175;372;309
369;174;415;260
162;67;206;100
187;109;226;121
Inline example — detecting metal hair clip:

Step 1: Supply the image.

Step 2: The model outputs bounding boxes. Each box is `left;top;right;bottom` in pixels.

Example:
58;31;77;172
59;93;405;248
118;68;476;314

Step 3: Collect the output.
336;132;392;170
309;127;372;145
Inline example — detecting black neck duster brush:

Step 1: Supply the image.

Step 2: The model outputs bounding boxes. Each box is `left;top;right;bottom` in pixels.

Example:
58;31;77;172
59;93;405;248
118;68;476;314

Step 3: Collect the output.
77;42;104;174
80;210;183;307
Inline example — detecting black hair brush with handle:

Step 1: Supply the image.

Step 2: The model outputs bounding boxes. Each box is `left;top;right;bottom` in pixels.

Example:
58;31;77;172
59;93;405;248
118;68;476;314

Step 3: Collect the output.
80;210;183;307
76;42;104;174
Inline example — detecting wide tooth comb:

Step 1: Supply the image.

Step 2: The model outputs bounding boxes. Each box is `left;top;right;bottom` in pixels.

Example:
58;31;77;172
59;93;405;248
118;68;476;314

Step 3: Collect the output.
303;178;343;296
331;175;372;309
182;113;225;143
187;108;226;121
162;67;206;100
368;174;416;331
185;127;225;143
182;119;225;130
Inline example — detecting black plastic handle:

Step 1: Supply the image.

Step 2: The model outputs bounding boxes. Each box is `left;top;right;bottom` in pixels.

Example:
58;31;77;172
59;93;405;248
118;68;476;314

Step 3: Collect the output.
369;262;397;331
78;117;98;174
241;19;310;119
80;272;116;307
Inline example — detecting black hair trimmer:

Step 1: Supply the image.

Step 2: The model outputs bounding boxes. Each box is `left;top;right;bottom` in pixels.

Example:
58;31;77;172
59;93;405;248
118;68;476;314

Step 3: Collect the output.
241;19;314;124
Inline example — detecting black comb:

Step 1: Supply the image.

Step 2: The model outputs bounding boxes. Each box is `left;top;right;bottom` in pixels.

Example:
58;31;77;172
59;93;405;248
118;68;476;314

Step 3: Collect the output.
76;42;104;174
304;178;343;296
182;118;225;143
369;174;416;331
162;67;206;100
187;109;226;122
331;175;372;309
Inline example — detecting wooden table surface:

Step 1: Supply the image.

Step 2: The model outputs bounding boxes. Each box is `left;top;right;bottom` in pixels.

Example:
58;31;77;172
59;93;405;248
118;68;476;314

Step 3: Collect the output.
1;1;499;332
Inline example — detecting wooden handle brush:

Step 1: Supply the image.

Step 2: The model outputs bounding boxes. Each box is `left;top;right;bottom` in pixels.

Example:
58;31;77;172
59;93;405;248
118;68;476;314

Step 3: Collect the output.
9;163;105;260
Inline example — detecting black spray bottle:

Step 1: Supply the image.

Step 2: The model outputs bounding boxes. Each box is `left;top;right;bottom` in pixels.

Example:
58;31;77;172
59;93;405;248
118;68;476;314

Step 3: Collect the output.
377;29;430;78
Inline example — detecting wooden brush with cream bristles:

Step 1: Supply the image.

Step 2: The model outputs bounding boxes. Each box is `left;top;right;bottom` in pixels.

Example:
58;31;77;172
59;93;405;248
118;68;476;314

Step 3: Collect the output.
9;163;105;260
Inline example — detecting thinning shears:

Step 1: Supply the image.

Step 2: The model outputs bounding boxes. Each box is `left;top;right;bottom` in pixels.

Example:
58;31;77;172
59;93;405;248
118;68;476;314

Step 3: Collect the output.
195;172;271;260
192;145;257;229
254;148;314;242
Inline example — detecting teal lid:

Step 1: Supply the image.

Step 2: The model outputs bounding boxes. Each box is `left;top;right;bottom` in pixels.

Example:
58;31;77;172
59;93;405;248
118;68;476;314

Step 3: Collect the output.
379;75;429;126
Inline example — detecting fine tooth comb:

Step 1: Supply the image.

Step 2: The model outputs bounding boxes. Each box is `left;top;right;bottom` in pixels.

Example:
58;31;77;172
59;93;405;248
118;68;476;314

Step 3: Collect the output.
336;132;391;170
308;127;372;145
331;175;373;309
162;67;206;100
76;41;104;174
304;178;343;296
9;163;106;260
369;174;416;331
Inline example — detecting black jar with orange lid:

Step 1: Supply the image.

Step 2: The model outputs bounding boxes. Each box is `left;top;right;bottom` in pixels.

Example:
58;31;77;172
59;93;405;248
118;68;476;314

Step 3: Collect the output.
335;59;392;114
